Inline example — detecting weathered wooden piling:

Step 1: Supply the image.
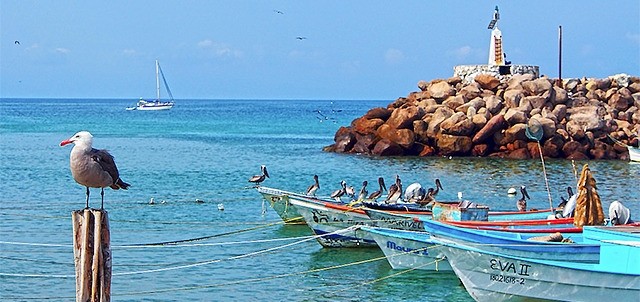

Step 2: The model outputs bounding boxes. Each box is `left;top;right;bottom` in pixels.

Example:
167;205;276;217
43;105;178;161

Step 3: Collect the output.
72;209;111;302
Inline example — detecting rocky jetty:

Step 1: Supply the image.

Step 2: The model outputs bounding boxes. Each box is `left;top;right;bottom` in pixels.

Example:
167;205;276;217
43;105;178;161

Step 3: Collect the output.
325;74;640;160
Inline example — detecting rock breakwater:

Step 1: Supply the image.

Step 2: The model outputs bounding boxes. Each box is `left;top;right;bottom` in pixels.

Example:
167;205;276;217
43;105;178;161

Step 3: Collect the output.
325;74;640;160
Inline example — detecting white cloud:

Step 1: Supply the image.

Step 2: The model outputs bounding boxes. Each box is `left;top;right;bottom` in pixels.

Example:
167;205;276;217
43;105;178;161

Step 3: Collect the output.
123;49;137;56
453;45;472;59
55;47;70;54
626;32;640;45
384;48;404;65
197;39;242;58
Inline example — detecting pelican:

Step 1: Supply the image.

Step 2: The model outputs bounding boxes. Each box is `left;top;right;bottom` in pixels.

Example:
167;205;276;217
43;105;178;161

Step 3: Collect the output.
404;182;426;203
417;188;436;207
384;175;402;204
357;180;368;201
368;177;386;201
296;36;307;40
345;184;355;198
430;179;443;197
273;9;284;14
249;165;269;186
330;180;347;202
516;186;530;211
306;175;320;196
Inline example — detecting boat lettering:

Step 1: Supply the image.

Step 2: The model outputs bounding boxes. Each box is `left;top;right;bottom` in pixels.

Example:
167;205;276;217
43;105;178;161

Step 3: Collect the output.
270;196;281;202
490;274;525;285
489;258;530;276
375;216;423;230
386;241;429;255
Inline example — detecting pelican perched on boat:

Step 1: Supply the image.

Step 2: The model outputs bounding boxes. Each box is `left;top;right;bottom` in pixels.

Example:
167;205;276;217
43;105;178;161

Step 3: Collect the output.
404;182;426;203
306;175;320;196
384;175;402;204
330;180;347;202
417;188;436;207
345;184;355;199
430;179;443;197
357;180;368;201
516;185;530;211
249;165;269;186
368;177;386;201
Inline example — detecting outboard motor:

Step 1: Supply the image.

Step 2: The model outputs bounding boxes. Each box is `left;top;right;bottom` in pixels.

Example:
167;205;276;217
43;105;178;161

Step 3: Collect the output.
609;201;632;225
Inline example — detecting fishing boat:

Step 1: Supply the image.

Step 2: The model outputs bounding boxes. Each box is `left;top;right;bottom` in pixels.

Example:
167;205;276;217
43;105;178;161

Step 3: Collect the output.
286;194;378;248
628;146;640;162
127;60;175;111
421;218;599;263
256;187;306;224
432;225;640;302
358;226;452;271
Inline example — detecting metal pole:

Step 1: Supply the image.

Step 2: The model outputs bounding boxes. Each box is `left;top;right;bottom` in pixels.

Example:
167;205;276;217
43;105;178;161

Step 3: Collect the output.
558;26;563;86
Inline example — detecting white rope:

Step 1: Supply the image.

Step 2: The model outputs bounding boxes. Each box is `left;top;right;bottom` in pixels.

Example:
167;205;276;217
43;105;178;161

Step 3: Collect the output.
113;234;317;249
0;241;71;248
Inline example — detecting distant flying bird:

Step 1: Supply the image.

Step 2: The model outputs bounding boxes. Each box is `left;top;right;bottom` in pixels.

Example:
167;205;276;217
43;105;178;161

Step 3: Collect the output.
273;9;284;14
249;165;270;186
14;40;20;45
60;131;130;209
296;36;307;40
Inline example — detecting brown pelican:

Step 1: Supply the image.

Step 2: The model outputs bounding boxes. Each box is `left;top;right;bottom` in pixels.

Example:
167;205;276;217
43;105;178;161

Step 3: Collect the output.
417;188;436;207
60;131;130;209
249;165;269;186
357;180;368;201
306;175;320;196
431;179;443;197
345;184;355;199
368;177;386;201
330;180;347;202
516;185;530;211
384;175;402;204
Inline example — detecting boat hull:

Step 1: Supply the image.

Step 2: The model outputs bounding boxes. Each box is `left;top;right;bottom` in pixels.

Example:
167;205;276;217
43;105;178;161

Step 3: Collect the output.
628;146;640;162
289;196;377;248
256;187;305;224
361;227;452;271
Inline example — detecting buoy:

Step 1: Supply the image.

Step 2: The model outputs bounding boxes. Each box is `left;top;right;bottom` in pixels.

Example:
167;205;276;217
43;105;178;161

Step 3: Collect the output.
149;197;155;205
457;192;463;200
507;187;517;195
195;199;204;203
217;203;225;211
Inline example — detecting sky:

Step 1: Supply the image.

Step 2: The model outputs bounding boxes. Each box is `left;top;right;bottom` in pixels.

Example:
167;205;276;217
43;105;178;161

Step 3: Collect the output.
1;1;639;100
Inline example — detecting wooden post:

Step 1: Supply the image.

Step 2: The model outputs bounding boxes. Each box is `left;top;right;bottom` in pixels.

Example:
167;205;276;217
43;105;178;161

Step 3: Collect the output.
72;209;111;302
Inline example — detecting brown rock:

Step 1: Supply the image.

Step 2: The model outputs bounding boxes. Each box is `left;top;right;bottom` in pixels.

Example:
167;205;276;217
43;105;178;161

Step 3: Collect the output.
566;151;589;160
504;108;528;125
524;95;546;109
352;117;384;135
504;89;524;108
552;104;568;121
436;134;472;155
501;123;528;144
506;148;531;159
472;144;490;156
352;133;378;154
456;98;485;114
471;113;488;129
473;114;507;144
386;106;424;129
429;81;456;99
377;124;415;149
418;144;436;156
459;83;482;100
364;107;392;120
507;74;536;89
427;106;455;137
522;78;553;96
333;129;357;153
372;139;405;156
562;140;586;156
418;80;429;91
553;86;568;104
484;95;504;114
443;95;466;111
609;93;632;111
447;76;463;86
475;74;501;90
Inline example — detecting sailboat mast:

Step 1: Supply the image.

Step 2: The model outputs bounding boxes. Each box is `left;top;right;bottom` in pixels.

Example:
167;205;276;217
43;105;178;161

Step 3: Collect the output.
155;60;161;101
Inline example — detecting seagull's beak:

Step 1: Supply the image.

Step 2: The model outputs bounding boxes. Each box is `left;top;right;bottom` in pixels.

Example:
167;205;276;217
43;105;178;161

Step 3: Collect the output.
60;140;72;146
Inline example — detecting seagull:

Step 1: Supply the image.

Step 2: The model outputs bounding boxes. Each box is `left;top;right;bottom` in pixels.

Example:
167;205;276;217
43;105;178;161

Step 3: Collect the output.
384;175;402;204
60;131;130;209
516;185;530;211
330;180;347;202
14;40;20;45
357;180;368;201
249;165;269;186
273;9;284;14
217;203;225;211
149;197;155;205
368;177;386;201
306;174;320;196
296;36;307;40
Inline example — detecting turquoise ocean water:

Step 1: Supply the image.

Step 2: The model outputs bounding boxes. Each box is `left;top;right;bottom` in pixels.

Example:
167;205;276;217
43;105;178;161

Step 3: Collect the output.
1;98;638;301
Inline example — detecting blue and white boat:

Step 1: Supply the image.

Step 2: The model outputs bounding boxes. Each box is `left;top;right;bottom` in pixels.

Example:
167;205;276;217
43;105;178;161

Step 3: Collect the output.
359;226;452;271
431;226;640;302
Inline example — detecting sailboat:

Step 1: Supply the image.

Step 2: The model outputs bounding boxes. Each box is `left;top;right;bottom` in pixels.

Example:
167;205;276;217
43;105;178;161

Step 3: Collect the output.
127;60;175;111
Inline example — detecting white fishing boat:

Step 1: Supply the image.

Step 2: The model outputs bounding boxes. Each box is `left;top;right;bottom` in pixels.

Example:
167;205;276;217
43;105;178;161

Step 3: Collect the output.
431;226;640;302
359;226;452;271
287;194;378;247
628;146;640;162
256;187;305;224
127;60;175;111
